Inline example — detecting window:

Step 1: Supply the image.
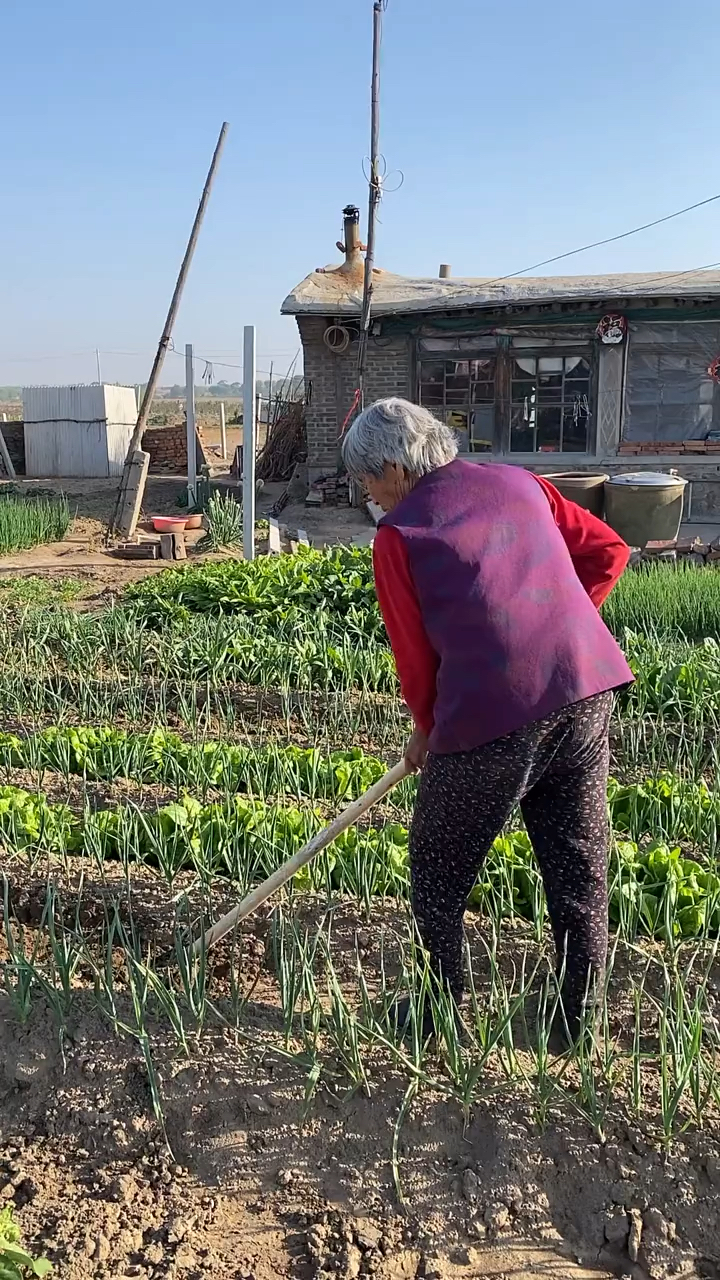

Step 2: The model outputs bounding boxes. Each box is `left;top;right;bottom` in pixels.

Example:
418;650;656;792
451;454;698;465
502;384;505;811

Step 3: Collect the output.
417;339;595;455
418;357;497;452
624;347;719;441
510;355;592;454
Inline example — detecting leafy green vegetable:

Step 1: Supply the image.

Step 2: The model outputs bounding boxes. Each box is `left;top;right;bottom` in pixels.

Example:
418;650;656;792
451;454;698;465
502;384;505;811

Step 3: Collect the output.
0;1206;52;1278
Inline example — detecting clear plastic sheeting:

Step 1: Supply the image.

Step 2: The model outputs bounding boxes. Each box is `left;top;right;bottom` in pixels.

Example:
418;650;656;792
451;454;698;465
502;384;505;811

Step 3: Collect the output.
623;322;720;442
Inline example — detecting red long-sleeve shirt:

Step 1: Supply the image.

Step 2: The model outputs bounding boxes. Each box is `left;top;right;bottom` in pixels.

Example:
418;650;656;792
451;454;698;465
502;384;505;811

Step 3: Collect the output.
373;475;630;736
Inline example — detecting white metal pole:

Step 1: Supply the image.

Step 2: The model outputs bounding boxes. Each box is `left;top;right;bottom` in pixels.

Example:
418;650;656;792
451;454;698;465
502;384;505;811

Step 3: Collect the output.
185;343;197;507
243;325;256;561
219;401;227;460
95;349;102;383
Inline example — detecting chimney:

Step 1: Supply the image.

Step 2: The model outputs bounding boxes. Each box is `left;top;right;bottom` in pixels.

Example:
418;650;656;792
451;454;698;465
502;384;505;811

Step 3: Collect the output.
439;264;451;279
339;205;362;268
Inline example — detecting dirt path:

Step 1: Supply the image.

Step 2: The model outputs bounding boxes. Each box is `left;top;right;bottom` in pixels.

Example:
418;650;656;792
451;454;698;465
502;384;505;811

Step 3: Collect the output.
0;478;372;597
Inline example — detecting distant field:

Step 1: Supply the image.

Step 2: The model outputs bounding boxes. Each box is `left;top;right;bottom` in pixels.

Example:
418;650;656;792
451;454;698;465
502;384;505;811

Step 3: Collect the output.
0;397;242;429
0;399;22;420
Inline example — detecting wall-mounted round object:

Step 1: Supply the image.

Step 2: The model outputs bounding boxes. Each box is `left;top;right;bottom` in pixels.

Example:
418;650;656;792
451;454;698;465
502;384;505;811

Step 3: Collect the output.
323;324;352;353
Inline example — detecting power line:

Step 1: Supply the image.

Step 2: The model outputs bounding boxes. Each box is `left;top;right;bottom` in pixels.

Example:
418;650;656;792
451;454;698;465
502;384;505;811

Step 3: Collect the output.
494;260;720;307
485;191;720;285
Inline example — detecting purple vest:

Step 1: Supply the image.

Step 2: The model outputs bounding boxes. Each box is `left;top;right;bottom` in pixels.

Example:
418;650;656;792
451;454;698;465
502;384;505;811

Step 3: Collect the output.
381;459;632;754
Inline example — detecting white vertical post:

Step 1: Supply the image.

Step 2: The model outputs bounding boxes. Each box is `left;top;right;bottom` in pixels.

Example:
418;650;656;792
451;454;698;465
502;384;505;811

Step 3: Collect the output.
95;348;102;384
219;401;227;460
185;343;197;507
243;325;256;562
1;414;6;422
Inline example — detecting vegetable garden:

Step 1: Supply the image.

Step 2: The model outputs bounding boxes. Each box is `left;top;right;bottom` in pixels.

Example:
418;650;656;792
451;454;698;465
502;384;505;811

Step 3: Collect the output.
1;550;720;1279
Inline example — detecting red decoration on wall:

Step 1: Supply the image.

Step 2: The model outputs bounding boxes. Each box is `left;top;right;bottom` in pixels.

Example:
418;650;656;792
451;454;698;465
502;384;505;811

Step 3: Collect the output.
596;313;628;344
708;355;720;384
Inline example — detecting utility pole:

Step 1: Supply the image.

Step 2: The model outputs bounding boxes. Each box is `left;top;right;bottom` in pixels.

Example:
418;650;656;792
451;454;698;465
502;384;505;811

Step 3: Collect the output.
219;401;227;460
357;0;384;407
95;349;103;384
243;326;256;562
185;344;197;508
109;121;229;538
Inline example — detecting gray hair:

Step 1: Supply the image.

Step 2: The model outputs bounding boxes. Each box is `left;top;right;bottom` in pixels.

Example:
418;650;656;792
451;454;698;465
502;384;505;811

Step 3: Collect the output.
341;397;458;480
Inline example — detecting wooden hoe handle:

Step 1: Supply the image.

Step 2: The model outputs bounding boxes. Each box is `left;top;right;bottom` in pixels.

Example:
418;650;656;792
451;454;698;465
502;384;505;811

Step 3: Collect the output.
193;758;409;955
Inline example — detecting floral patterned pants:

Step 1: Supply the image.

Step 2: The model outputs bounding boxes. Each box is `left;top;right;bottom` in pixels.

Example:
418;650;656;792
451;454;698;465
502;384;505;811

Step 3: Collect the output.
409;692;613;1029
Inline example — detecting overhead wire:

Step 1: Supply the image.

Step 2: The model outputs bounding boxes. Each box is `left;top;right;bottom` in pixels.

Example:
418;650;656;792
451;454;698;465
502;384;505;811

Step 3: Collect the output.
482;191;720;286
488;259;720;307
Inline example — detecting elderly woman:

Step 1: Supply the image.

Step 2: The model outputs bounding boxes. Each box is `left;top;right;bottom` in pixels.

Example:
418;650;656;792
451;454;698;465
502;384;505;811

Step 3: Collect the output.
342;397;632;1044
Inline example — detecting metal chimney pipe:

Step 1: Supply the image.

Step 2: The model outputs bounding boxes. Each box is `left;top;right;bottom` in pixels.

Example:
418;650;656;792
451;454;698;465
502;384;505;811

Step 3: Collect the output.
439;264;451;279
342;205;362;266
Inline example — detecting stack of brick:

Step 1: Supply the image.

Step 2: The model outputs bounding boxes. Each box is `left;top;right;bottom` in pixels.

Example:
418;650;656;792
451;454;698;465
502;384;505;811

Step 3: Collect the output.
305;473;351;507
629;536;720;565
619;441;720;456
141;425;189;474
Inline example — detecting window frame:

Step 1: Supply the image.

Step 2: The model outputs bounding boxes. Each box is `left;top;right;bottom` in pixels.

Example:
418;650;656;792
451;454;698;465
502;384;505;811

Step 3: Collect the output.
417;352;499;453
416;339;598;457
505;349;595;456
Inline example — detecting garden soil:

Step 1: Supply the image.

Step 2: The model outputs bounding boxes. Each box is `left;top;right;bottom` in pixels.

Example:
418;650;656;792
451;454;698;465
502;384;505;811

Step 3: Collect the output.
0;479;372;600
1;866;718;1280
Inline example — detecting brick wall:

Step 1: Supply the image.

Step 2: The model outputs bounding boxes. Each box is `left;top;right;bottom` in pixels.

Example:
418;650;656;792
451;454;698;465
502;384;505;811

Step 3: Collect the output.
141;425;188;474
619;441;720;456
298;316;411;477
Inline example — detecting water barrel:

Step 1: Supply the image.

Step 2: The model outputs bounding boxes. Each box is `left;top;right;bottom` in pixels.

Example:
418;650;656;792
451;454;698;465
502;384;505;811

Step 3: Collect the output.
604;472;688;548
540;471;608;518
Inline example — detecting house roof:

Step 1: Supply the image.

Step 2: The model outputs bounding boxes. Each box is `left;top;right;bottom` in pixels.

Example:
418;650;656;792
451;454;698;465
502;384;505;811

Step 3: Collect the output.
281;266;720;317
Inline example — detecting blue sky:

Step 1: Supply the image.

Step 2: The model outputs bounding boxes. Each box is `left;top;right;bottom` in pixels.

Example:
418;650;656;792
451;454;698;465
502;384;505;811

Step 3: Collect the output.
1;0;719;386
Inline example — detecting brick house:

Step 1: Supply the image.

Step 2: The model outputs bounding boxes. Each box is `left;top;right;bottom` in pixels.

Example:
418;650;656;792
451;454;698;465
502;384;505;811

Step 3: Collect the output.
282;207;720;519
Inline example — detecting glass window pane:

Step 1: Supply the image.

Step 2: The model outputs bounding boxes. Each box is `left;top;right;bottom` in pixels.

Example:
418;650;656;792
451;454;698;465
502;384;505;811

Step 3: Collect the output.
446;411;469;452
445;386;469;406
537;373;563;400
420;383;444;407
471;381;495;404
418;361;445;382
470;407;494;452
446;410;468;432
511;398;536;429
469;358;495;380
538;357;565;374
562;404;589;452
537;406;561;451
510;426;535;452
565;375;591;395
510;404;534;452
512;376;537;401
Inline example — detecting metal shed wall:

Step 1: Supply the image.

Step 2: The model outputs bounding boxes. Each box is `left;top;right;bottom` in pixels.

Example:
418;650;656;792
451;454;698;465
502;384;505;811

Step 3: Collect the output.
103;385;137;476
22;385;136;477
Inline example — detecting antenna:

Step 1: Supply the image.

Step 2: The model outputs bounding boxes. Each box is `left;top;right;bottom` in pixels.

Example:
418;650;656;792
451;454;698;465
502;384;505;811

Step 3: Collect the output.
357;1;385;405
